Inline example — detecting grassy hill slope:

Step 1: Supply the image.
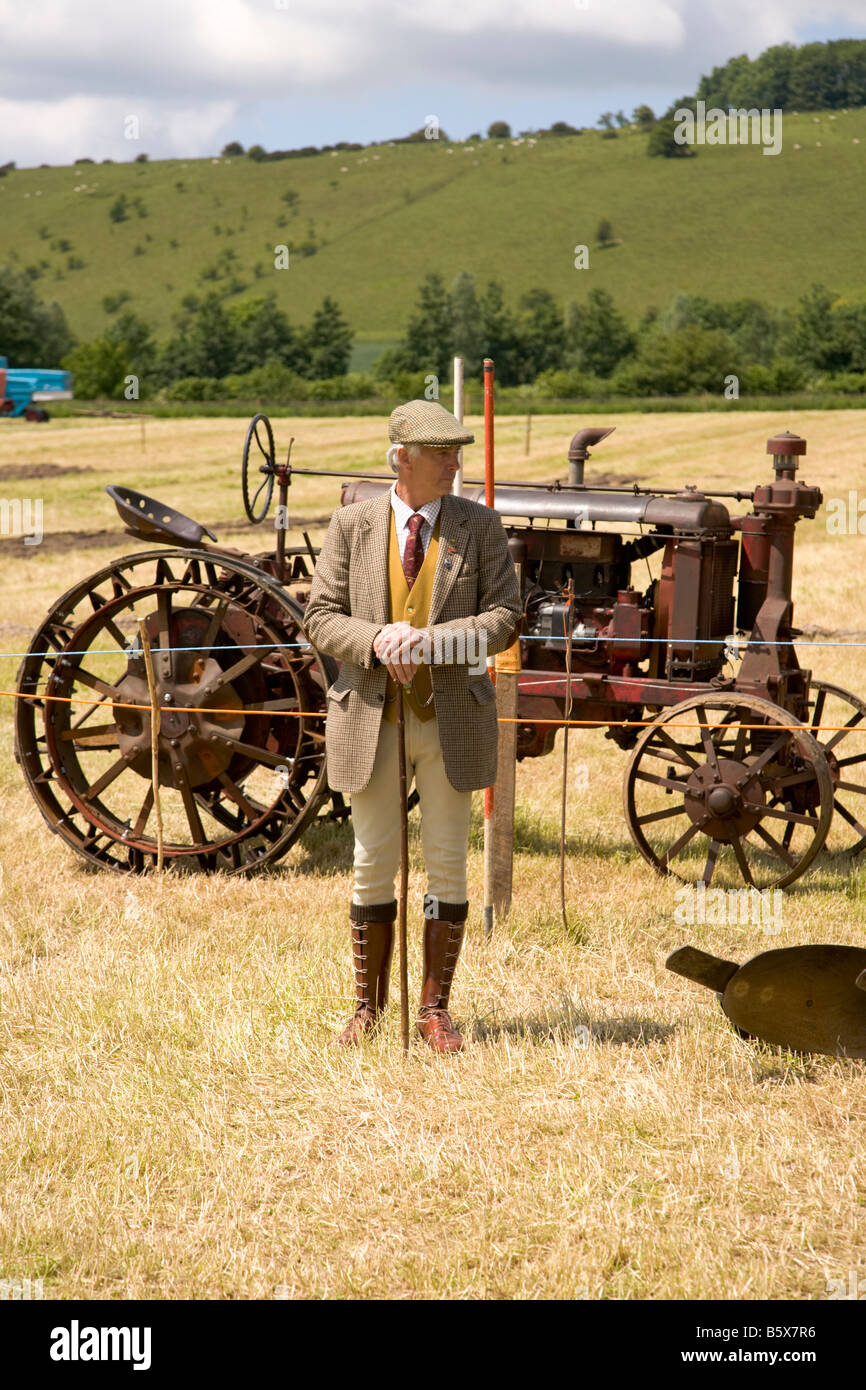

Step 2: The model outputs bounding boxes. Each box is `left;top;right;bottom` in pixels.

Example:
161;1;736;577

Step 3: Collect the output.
0;111;864;354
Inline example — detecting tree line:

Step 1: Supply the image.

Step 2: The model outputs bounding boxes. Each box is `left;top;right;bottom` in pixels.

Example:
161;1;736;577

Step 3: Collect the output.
3;262;866;402
696;39;866;113
0;267;352;396
215;37;866;169
377;271;866;397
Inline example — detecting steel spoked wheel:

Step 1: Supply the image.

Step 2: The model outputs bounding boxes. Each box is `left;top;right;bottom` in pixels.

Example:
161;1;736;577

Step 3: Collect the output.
806;680;866;857
14;548;331;874
242;412;276;523
624;694;833;890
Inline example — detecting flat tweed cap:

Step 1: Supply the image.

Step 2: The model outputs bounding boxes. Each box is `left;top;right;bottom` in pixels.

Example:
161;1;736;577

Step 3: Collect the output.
388;399;475;447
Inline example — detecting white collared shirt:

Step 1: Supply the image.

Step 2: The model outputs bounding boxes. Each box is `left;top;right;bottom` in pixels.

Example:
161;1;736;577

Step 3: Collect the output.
390;484;441;563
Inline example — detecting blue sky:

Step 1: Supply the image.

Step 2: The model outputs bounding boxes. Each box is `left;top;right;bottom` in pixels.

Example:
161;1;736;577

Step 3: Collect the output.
0;1;864;166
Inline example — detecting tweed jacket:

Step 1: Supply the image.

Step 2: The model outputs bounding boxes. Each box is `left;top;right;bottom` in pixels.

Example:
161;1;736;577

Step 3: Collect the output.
304;489;522;794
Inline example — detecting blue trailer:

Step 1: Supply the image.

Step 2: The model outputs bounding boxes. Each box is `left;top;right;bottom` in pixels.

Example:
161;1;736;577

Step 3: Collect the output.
0;356;73;420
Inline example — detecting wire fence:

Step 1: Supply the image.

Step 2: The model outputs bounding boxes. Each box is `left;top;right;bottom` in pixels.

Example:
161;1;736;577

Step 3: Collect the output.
2;631;865;732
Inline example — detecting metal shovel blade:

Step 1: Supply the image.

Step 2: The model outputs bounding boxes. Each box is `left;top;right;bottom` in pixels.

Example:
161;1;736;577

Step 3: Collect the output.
722;946;866;1057
666;945;739;994
667;944;866;1058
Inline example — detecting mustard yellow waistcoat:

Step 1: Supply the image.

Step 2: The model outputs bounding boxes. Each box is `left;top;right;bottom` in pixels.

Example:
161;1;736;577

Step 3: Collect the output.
383;509;439;723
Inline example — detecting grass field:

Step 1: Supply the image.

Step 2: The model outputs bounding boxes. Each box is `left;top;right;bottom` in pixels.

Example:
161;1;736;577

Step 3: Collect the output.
1;409;866;1300
1;110;866;350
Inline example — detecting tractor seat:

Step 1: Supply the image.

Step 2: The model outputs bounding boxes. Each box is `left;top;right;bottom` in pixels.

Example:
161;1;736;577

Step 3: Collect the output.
106;485;217;546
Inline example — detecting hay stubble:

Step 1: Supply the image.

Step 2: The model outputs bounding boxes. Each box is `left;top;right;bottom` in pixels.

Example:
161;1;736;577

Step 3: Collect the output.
1;412;865;1299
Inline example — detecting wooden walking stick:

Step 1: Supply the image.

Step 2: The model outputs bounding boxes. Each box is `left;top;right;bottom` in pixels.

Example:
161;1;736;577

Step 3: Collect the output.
559;578;574;930
482;357;496;937
396;683;410;1054
492;637;521;917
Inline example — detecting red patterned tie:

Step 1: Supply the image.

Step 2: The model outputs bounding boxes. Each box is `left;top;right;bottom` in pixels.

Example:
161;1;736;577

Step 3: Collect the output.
402;512;425;589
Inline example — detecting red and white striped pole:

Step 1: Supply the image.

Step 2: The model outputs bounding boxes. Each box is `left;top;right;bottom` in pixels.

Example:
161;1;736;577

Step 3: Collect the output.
483;357;495;938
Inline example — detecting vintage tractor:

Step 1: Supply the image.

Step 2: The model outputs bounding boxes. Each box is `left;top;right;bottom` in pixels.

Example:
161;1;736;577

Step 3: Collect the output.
13;415;866;889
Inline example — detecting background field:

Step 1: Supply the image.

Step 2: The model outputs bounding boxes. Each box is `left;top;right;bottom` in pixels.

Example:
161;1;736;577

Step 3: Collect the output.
1;409;866;1299
1;110;865;354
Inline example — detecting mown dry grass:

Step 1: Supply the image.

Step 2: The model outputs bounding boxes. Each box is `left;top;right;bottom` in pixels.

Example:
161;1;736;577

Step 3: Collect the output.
1;411;866;1300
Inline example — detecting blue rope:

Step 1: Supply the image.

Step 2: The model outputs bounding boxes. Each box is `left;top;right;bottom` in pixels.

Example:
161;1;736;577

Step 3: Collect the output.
0;635;864;661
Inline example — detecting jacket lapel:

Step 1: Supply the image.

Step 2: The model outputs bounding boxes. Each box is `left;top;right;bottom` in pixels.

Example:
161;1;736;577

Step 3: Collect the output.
428;494;471;624
359;490;393;625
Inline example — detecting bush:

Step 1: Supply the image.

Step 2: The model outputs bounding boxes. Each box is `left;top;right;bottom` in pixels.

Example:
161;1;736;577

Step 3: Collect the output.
102;291;131;314
535;368;599;397
61;338;130;397
220;364;303;401
377;369;440;399
305;373;376;400
241;361;310;399
612;325;738;394
739;364;775;393
814;370;866;394
647;116;696;158
163;376;225;401
596;219;615;246
157;365;376;404
769;357;808;392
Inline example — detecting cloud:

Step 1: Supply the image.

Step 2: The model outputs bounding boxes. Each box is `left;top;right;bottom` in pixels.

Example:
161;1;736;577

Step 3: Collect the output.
1;0;865;163
0;96;240;166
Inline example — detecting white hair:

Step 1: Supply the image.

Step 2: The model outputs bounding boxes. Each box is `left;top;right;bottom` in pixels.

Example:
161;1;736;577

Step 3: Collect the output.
386;442;421;474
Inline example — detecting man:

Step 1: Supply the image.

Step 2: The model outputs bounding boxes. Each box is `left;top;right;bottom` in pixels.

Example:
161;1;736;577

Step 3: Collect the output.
304;399;521;1053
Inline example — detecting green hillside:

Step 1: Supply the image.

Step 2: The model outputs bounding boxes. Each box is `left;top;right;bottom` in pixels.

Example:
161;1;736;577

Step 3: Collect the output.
1;110;864;355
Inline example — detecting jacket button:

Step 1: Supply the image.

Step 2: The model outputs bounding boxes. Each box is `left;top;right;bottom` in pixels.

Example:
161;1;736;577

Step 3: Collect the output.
376;693;384;703
407;606;414;614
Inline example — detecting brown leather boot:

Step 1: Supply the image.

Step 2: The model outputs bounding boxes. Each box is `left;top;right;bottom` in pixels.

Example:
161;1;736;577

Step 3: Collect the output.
417;910;467;1054
335;904;395;1047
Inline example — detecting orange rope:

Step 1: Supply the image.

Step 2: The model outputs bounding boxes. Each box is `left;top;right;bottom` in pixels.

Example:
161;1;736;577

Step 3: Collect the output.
0;688;322;716
0;687;863;733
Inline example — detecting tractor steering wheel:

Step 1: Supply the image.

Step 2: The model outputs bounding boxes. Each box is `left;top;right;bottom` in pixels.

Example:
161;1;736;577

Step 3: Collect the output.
242;412;276;523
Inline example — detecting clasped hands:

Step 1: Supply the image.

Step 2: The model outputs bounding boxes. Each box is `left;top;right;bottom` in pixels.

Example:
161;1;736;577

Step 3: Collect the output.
373;622;429;685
